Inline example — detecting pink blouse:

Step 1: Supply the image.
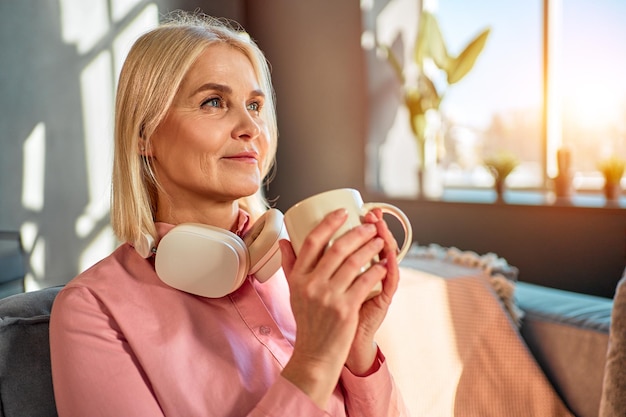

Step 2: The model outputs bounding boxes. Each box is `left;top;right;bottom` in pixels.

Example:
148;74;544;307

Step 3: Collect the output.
49;217;408;417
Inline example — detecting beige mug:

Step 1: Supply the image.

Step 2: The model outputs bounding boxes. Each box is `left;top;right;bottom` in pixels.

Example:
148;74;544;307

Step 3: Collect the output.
283;188;413;298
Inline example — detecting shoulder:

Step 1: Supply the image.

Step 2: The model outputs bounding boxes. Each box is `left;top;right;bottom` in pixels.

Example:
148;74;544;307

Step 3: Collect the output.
65;243;154;290
55;243;164;313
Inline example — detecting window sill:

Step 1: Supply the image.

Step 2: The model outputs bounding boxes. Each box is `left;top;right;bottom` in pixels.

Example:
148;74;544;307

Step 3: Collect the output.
436;188;626;209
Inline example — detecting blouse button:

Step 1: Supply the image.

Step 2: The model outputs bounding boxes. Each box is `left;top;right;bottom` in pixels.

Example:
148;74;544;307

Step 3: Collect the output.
259;325;271;335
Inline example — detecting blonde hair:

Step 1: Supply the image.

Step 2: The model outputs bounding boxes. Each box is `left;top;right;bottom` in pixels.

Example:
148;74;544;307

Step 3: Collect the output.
111;13;278;246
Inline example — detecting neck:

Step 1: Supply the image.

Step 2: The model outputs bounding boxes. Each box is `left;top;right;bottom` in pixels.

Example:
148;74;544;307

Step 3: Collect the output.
155;198;241;232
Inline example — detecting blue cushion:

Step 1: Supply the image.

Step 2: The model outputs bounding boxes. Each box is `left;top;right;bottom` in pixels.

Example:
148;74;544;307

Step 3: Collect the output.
515;281;612;332
0;286;62;417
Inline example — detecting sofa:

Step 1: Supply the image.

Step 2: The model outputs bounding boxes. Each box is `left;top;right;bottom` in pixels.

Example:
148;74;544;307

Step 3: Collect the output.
0;251;623;417
515;280;612;417
378;246;623;417
0;285;61;417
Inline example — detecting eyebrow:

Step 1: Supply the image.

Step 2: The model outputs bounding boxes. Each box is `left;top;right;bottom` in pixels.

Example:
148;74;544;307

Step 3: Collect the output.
191;83;231;97
190;82;265;99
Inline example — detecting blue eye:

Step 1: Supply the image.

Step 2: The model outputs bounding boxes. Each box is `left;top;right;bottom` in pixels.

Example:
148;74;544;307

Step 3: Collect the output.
248;102;261;112
202;97;222;108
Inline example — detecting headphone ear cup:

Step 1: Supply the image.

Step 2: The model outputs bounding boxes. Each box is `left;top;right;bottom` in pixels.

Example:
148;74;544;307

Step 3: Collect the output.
244;209;288;282
155;224;248;298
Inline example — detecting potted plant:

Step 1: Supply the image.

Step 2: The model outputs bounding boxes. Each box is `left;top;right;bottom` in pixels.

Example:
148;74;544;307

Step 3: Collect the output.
598;156;625;201
554;147;575;199
378;9;490;199
483;151;519;202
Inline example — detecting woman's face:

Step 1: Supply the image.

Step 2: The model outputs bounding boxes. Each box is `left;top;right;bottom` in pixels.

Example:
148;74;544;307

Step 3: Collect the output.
149;43;270;215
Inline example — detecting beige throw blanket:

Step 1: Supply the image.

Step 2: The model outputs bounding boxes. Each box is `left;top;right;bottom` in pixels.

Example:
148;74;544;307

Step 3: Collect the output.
377;266;574;417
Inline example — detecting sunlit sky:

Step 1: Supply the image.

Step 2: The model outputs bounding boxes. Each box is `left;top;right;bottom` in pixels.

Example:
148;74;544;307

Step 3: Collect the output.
434;0;626;130
562;0;626;129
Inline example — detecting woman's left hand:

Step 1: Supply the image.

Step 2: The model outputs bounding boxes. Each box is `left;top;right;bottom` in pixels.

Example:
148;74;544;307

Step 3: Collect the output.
344;208;400;376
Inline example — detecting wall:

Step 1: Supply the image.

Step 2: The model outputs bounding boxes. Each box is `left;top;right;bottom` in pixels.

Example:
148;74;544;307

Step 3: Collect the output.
244;0;369;207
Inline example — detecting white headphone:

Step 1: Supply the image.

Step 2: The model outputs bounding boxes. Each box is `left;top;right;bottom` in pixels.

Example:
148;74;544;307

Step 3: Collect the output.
135;209;288;298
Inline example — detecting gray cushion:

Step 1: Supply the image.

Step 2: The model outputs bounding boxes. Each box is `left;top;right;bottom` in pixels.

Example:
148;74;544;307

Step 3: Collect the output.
0;286;62;417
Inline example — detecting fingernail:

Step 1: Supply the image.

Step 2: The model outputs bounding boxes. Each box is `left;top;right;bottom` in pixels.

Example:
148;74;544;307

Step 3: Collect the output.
363;223;377;233
333;208;348;216
373;237;385;248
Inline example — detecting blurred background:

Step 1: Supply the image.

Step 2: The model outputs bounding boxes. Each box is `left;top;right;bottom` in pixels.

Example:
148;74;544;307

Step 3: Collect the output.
1;0;624;297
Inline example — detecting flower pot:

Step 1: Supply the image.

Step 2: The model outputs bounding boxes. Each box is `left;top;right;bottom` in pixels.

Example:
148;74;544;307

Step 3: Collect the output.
494;179;506;203
604;182;622;201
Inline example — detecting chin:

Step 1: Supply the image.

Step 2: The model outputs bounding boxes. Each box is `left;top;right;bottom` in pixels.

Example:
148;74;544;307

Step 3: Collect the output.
231;182;261;199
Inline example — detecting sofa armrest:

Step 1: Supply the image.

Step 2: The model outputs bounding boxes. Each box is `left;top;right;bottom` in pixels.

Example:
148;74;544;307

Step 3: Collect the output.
515;282;612;417
599;276;626;417
0;285;62;417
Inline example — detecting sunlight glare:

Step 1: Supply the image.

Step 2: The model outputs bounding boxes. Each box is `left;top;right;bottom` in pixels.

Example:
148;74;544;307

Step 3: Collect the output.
77;50;114;240
360;0;374;12
21;222;40;292
19;222;38;253
21;123;46;212
111;0;145;22
59;0;110;54
564;84;622;130
28;236;45;290
79;226;116;273
112;4;159;83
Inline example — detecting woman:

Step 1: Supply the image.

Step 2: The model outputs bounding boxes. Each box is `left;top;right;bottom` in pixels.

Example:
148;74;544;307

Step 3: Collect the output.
50;12;408;417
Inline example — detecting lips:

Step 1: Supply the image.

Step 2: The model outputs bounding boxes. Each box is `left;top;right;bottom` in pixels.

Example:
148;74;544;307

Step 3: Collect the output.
223;150;259;163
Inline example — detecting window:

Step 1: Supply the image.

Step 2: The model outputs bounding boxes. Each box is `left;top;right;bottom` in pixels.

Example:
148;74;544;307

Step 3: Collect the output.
558;0;626;188
361;0;626;199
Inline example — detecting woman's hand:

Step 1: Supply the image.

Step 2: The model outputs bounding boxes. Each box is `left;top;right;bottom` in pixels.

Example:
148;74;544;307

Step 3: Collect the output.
345;208;400;376
279;208;390;409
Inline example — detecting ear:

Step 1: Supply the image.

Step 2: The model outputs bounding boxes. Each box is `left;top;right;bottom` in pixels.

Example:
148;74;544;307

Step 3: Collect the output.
138;124;154;157
138;139;154;157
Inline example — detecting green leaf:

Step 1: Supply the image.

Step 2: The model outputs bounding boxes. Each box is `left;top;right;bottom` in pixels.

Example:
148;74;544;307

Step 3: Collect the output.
598;156;626;183
410;113;427;166
446;28;491;84
483;151;519;180
404;89;426;121
414;11;449;70
410;113;427;145
418;75;442;111
379;44;405;85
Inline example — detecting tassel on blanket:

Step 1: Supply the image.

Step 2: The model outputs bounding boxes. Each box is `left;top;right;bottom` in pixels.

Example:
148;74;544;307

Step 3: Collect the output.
407;243;524;326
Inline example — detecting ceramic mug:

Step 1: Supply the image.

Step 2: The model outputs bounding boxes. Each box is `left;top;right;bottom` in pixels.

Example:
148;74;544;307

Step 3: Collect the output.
283;188;413;298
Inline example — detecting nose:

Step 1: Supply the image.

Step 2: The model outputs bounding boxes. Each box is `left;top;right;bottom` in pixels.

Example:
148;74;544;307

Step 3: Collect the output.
232;106;261;141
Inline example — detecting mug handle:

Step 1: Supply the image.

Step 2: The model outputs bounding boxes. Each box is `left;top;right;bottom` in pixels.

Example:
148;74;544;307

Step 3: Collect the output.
362;202;413;262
